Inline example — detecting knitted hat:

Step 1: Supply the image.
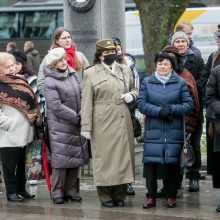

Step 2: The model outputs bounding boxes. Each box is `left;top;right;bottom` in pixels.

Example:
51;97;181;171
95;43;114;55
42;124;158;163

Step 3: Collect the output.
154;52;176;69
11;50;27;64
171;31;189;45
214;24;220;37
162;45;180;57
45;48;66;66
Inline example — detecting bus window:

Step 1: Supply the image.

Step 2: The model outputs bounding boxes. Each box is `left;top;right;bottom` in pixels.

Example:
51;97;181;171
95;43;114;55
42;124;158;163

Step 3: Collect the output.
57;11;64;27
20;11;57;38
0;12;19;38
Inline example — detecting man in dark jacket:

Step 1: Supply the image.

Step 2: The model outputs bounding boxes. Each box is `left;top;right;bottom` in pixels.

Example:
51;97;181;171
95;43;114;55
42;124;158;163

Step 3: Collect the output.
203;25;220;193
171;31;204;192
24;41;40;74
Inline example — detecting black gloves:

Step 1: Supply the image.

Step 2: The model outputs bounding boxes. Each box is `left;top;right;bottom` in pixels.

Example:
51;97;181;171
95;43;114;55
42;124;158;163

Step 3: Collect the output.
159;106;172;121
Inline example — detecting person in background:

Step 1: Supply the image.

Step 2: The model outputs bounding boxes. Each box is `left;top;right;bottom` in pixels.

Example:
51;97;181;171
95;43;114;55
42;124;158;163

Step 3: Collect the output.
170;31;204;192
0;52;41;202
6;42;17;53
201;25;220;199
81;39;138;208
44;47;87;204
205;64;220;213
11;50;44;115
23;41;41;74
37;26;89;96
137;52;193;209
175;21;201;57
112;37;140;196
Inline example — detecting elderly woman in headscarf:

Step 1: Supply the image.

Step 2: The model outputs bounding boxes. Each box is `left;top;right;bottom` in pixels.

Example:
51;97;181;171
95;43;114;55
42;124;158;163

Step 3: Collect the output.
0;52;41;202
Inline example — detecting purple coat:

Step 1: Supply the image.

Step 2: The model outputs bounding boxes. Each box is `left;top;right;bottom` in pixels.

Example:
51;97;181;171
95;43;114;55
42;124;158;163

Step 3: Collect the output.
44;65;85;168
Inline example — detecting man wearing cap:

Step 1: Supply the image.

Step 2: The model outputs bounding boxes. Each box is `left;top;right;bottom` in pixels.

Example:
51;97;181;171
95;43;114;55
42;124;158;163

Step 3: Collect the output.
202;26;220;205
80;39;138;208
171;31;204;192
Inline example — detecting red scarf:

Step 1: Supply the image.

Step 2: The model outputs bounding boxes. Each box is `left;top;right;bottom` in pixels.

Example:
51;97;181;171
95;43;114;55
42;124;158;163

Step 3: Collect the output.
65;47;75;68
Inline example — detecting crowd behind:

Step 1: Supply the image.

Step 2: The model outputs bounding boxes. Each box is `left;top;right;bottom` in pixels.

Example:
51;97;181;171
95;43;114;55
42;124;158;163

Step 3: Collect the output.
0;22;220;213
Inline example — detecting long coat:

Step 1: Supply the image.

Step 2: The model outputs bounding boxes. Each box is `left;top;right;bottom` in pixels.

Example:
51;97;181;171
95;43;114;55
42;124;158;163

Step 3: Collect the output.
137;72;193;164
81;62;138;186
205;65;220;188
44;65;85;169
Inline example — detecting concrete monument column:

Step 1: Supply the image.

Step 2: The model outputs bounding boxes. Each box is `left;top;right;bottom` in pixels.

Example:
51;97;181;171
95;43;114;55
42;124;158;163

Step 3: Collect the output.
63;0;125;64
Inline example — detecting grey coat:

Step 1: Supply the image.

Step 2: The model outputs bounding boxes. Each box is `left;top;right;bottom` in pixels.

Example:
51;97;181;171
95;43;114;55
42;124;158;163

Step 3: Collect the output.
44;65;85;168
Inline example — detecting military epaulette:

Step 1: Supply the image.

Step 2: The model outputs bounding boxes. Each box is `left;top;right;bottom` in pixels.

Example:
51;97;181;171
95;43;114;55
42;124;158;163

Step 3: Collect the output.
85;65;94;70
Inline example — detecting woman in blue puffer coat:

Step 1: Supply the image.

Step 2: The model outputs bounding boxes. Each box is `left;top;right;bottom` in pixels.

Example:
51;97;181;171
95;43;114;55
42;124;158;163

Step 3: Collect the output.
137;52;193;209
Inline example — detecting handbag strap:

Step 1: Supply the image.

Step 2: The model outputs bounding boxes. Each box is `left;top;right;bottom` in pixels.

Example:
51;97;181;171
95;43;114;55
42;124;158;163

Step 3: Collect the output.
183;113;191;146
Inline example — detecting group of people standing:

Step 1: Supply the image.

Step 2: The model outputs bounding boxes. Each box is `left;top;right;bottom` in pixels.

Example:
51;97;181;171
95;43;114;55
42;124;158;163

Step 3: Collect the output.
0;22;220;213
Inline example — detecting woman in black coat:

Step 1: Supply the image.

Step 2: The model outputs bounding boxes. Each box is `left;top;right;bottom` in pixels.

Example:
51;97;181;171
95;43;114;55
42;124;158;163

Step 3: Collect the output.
205;64;220;213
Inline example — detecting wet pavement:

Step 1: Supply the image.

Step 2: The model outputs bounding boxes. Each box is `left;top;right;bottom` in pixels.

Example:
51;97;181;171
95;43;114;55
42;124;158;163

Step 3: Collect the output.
0;173;219;220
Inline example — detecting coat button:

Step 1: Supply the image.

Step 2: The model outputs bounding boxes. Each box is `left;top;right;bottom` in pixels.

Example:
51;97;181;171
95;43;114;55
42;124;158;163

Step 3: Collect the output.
121;115;124;118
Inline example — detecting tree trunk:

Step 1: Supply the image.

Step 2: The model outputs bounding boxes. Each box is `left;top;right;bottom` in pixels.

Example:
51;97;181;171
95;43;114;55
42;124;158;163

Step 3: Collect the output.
133;0;190;74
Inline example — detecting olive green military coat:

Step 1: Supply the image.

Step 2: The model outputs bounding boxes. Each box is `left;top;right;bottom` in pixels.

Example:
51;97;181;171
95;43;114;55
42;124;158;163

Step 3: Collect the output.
81;62;138;186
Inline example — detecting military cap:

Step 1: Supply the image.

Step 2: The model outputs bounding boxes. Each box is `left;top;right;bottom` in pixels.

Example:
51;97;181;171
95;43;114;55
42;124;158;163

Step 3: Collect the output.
96;39;116;51
214;24;220;37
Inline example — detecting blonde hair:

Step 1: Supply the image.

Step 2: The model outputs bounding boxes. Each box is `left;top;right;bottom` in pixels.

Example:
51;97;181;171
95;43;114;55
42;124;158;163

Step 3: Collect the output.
175;21;194;32
0;52;16;68
51;27;83;71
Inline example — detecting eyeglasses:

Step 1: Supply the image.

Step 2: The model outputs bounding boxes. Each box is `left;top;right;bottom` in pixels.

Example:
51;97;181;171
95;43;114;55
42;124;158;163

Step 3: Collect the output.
60;36;72;40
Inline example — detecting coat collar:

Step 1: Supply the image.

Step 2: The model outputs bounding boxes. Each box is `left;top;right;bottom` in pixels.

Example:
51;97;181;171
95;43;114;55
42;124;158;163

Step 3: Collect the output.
148;71;180;84
95;63;124;80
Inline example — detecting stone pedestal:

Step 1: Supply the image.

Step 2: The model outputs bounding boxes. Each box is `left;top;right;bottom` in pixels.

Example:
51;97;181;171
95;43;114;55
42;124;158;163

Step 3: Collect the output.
63;0;125;64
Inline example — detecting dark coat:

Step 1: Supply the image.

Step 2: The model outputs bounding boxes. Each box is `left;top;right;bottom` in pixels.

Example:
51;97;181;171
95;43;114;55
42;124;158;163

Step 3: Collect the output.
205;65;220;187
137;72;193;165
183;52;204;119
44;65;85;169
204;51;220;177
26;48;40;73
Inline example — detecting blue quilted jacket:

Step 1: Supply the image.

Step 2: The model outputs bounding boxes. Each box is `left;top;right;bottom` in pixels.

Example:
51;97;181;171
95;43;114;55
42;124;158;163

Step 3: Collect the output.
137;71;193;164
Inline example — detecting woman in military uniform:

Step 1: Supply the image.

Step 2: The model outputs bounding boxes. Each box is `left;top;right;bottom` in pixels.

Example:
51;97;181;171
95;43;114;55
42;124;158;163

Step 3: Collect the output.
81;39;138;208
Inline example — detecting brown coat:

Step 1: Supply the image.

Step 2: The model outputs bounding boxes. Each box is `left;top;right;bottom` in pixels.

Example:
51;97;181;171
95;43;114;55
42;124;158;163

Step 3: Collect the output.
179;68;200;133
81;63;138;186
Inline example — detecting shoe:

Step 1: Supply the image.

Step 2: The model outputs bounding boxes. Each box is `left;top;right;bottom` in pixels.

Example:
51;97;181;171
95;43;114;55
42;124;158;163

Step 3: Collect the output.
189;180;199;192
53;197;64;204
64;195;82;202
7;194;24;202
19;190;35;199
156;186;166;198
216;205;220;212
176;188;183;199
143;197;156;209
185;171;205;180
114;199;125;207
166;198;176;208
102;200;114;208
127;184;135;195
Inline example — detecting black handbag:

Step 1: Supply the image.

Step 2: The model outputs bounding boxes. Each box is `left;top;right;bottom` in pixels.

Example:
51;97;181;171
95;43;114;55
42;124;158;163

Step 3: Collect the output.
131;114;142;137
120;66;141;137
180;116;195;168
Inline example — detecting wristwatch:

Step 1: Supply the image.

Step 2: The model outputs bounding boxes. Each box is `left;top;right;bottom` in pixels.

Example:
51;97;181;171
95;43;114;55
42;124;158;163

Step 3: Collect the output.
68;0;96;12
